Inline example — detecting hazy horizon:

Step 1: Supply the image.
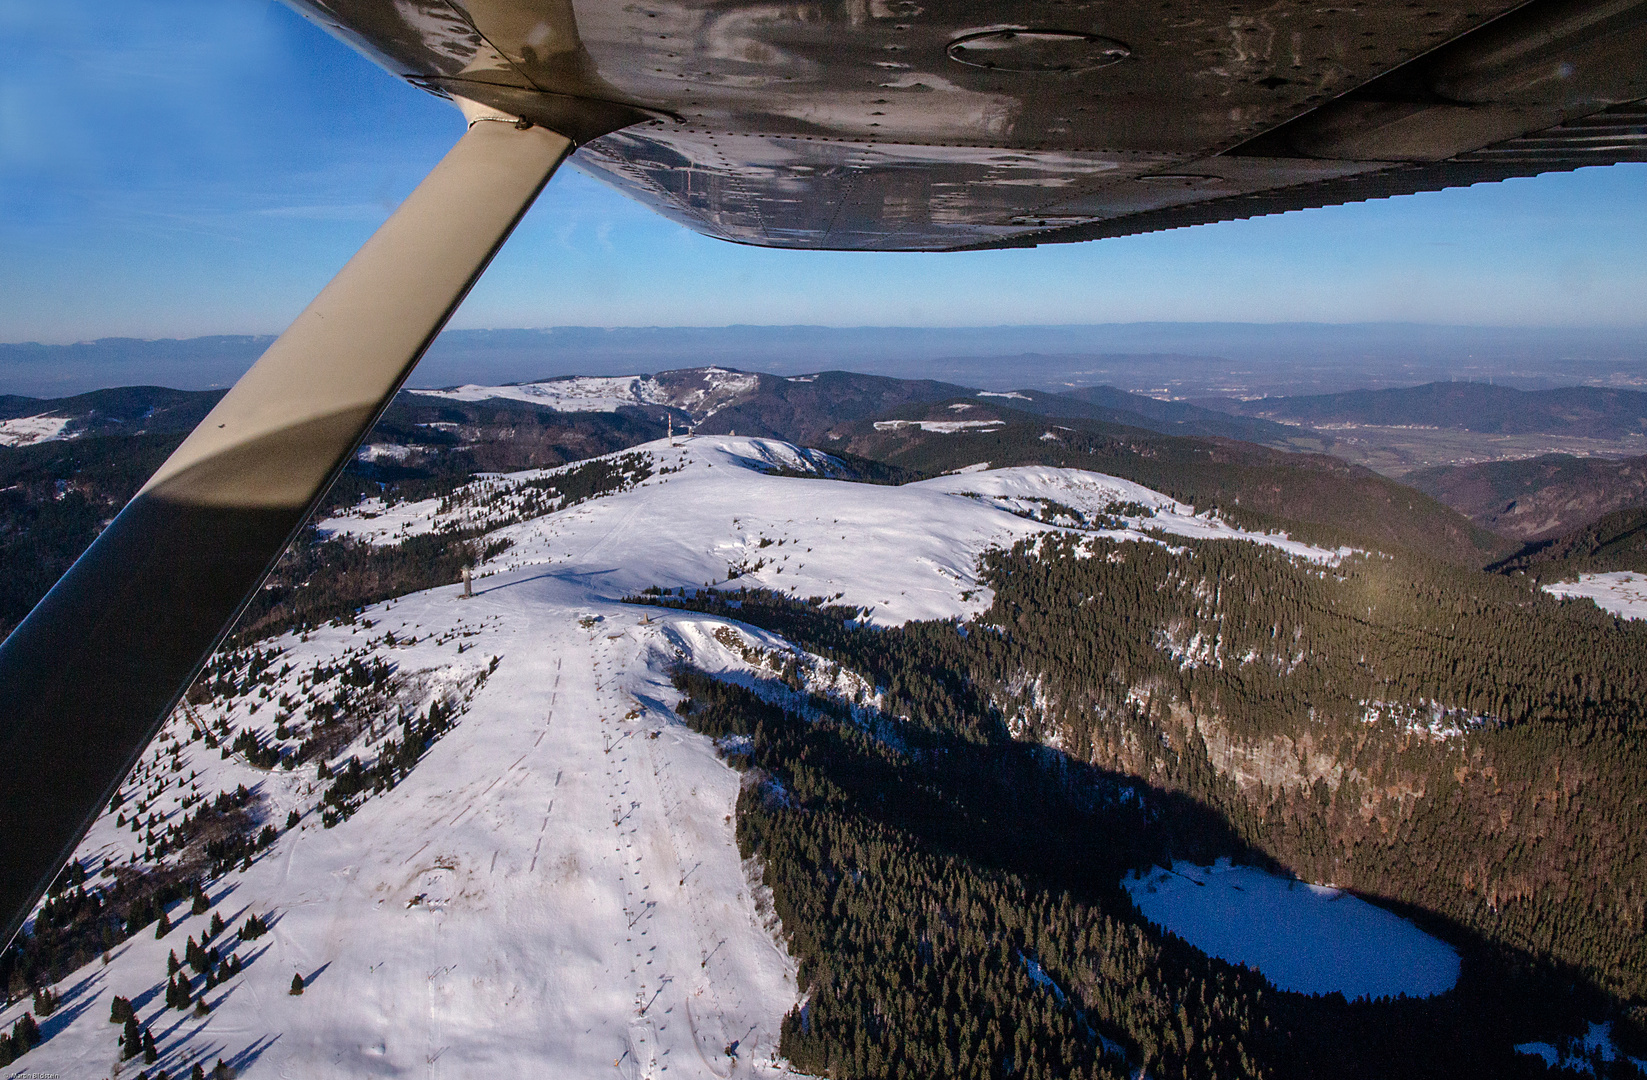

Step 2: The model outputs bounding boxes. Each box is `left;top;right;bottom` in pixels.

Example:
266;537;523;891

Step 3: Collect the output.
6;322;1647;400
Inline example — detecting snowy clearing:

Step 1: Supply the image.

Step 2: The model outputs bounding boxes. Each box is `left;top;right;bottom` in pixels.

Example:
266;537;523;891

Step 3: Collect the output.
1542;572;1647;621
356;442;416;463
1124;860;1460;1001
0;414;72;446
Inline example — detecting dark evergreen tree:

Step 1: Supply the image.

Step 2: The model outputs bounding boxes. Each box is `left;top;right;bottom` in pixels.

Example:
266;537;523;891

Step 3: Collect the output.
11;1015;39;1051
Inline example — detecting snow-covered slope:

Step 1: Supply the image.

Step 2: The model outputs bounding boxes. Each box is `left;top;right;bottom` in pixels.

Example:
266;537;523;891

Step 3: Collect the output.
4;437;1354;1079
412;375;672;412
409;369;760;418
0;414;72;447
321;436;1351;626
1542;571;1647;621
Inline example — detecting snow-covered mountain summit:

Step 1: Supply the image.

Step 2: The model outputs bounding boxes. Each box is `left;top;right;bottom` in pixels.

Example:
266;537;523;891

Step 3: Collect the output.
4;437;1348;1079
322;436;1347;624
409;369;763;420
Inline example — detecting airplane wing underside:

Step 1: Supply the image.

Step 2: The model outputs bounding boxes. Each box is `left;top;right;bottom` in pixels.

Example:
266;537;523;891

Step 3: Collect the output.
289;0;1647;250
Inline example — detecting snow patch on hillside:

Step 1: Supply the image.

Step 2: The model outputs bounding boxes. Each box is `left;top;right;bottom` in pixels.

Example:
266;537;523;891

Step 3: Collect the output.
1515;1022;1647;1076
1124;860;1460;1001
412;375;669;412
1543;572;1647;620
872;419;1004;433
357;442;415;463
409;369;760;418
0;414;72;446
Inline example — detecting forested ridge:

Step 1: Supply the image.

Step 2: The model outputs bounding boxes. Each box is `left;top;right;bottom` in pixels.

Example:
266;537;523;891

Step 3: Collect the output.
644;527;1647;1077
973;535;1647;1002
1489;505;1647;579
844;409;1508;565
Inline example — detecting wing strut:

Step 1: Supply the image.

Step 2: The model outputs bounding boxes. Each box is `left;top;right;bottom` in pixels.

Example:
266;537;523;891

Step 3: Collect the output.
0;111;573;947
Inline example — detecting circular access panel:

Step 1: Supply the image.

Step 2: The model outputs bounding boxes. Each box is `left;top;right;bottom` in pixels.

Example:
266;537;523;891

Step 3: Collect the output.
946;30;1130;73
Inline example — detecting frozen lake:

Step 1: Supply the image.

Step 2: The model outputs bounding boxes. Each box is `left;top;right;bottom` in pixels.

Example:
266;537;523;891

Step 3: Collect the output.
1124;860;1460;1000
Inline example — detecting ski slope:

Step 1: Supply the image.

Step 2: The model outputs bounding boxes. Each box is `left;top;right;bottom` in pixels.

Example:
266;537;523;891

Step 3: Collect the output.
5;437;1357;1079
2;583;802;1079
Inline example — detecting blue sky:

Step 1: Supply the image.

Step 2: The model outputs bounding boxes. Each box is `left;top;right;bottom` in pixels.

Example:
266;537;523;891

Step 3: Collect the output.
3;0;1645;344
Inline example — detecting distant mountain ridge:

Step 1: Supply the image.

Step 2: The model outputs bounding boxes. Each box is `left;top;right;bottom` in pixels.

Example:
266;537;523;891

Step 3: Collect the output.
1215;382;1647;438
836;398;1507;565
1407;453;1647;540
9;325;1647;398
0;386;223;445
405;369;1309;450
1053;385;1300;444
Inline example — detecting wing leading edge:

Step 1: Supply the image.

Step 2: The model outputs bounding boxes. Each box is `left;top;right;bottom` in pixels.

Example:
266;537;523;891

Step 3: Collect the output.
287;0;1647;250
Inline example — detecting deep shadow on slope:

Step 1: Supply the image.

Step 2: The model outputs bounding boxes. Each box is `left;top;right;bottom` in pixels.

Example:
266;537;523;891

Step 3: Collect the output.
1488;505;1647;578
1408;453;1647;542
664;656;1598;1080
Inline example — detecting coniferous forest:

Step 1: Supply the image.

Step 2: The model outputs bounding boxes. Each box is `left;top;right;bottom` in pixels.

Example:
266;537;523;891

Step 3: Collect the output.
645;525;1647;1078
